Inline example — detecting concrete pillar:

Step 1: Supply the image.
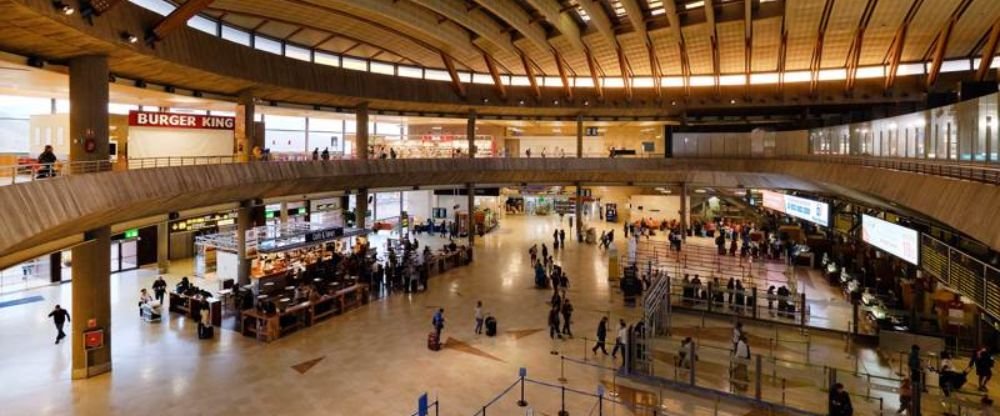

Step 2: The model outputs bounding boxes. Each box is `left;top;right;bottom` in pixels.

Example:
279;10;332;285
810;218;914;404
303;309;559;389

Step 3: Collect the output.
279;202;289;224
356;189;369;230
49;252;62;283
467;111;477;158
236;202;252;286
235;91;256;162
680;182;689;241
156;222;169;273
576;114;584;158
575;184;583;240
664;125;674;158
467;183;475;245
71;227;112;379
69;55;109;170
356;103;369;160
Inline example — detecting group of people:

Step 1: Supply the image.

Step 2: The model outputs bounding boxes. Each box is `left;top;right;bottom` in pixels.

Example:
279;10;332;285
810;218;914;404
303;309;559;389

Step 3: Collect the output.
591;317;632;367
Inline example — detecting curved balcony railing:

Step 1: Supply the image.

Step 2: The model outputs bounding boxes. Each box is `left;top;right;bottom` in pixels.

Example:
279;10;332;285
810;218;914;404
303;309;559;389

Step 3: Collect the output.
2;153;1000;188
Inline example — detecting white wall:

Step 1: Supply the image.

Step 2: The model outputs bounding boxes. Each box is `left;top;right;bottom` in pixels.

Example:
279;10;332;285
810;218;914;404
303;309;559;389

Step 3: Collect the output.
403;190;433;221
628;194;690;224
516;136;606;157
129;127;233;159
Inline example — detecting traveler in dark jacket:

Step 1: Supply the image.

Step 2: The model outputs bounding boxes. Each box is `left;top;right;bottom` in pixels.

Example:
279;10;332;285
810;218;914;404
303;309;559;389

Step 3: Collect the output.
37;145;57;178
592;317;609;355
560;298;574;336
47;304;70;344
548;306;562;339
828;383;853;415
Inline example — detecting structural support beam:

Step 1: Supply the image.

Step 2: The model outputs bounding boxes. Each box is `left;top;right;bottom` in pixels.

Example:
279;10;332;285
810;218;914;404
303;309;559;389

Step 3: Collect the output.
585;49;604;100
617;48;633;101
845;0;878;92
576;114;583;158
522;53;541;100
149;0;214;42
662;0;691;96
483;54;507;100
356;102;369;160
744;0;753;99
808;0;835;96
467;183;475;247
976;17;1000;81
441;52;466;98
705;0;721;94
467;111;476;158
777;0;789;92
554;52;574;100
927;0;973;89
884;0;923;90
236;202;251;286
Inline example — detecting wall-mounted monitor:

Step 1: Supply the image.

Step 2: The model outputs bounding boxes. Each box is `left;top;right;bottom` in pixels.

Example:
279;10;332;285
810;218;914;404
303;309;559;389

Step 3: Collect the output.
759;190;830;227
861;214;919;265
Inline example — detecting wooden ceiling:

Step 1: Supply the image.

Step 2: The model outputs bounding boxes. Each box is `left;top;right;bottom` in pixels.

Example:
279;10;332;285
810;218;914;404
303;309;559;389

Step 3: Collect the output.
186;0;1000;82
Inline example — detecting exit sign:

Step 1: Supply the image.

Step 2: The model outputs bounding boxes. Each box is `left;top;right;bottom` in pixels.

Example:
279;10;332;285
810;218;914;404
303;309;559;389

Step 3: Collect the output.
124;229;139;239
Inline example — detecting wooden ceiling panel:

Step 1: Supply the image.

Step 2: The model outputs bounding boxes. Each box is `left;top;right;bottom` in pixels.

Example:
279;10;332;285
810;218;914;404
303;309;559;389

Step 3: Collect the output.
948;0;1000;56
255;20;300;39
287;28;330;46
549;36;588;76
858;0;909;66
751;17;781;72
473;39;522;75
821;0;867;68
717;20;745;74
650;28;683;76
900;0;961;62
618;32;650;75
682;23;712;75
584;33;620;76
515;39;557;75
783;0;824;71
219;13;263;29
317;37;360;53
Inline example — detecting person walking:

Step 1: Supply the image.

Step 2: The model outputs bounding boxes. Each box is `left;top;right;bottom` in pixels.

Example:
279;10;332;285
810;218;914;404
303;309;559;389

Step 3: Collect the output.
474;301;484;335
548;305;562;339
152;276;167;304
592;317;609;355
559;229;566;248
553;229;560;249
969;345;995;392
432;308;445;344
897;377;912;414
611;319;628;362
560;298;574;337
47;304;70;344
828;383;854;415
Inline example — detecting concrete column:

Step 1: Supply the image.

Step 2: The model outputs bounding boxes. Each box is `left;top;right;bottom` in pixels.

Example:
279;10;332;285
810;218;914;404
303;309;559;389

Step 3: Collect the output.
279;202;289;224
575;184;583;240
236;202;252;286
576;114;583;158
49;252;62;283
356;103;369;160
356;189;369;230
69;55;109;170
467;111;477;158
680;182;689;241
467;184;476;247
156;222;169;273
71;226;112;379
235;91;256;162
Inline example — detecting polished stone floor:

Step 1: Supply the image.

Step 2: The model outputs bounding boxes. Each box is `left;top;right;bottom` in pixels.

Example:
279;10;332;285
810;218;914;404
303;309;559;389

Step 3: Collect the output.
0;214;989;415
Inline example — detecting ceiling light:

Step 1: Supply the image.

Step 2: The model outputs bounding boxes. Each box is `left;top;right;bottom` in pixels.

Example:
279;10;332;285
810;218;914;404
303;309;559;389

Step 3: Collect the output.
729;98;736;104
120;31;138;44
670;101;677;106
685;1;705;10
552;99;559;105
518;99;525;105
583;100;590;106
52;1;74;15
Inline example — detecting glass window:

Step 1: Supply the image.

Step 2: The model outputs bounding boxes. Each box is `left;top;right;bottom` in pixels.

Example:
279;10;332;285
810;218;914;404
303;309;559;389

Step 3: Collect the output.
55;99;70;113
187;16;217;35
603;77;625;88
129;0;174;15
543;76;562;87
510;76;530;86
574;77;594;87
308;132;342;152
855;66;884;79
0;119;29;153
818;68;847;81
783;71;811;83
342;57;367;71
424;69;451;81
264;114;306;130
896;63;925;76
940;59;971;73
375;123;401;135
210;110;236;117
472;73;494;85
254;36;282;55
314;51;340;67
632;77;655;88
285;44;311;62
108;103;138;115
398;66;423;79
456;71;473;83
369;61;395;75
375;192;402;220
718;74;745;85
309;118;343;132
221;25;251;46
0;95;51;117
749;73;779;84
264;130;306;152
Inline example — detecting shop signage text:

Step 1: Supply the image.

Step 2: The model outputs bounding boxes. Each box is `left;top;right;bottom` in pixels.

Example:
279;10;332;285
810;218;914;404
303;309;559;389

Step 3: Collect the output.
129;111;235;130
304;228;344;243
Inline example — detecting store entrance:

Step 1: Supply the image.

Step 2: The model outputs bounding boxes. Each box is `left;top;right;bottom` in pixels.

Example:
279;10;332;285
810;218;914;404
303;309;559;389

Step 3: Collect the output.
111;239;138;273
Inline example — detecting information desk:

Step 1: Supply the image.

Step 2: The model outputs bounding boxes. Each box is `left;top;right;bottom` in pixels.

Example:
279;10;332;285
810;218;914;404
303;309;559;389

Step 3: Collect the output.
240;284;370;342
167;293;222;327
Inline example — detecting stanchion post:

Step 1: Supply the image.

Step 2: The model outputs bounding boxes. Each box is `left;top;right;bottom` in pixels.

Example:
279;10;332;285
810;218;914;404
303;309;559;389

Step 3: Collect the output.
559;356;567;383
558;386;569;416
799;293;807;331
517;368;528;407
754;355;762;400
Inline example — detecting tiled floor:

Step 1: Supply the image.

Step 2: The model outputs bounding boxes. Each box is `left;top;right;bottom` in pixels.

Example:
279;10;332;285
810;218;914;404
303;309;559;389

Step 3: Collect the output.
0;214;990;415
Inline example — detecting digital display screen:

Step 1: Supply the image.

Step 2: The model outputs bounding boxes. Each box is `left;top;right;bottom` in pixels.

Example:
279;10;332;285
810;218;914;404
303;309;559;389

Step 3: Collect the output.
862;215;919;265
759;190;829;227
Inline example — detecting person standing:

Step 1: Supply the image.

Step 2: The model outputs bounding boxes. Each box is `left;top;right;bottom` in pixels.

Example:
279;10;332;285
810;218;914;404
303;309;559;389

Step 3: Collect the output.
312;148;319;160
908;345;923;393
474;301;484;335
611;319;628;362
152;276;167;304
47;304;70;344
560;298;574;337
553;229;560;249
733;335;751;390
592;317;609;355
37;144;58;178
969;345;995;392
828;383;853;415
548;305;562;339
559;229;566;248
432;308;445;344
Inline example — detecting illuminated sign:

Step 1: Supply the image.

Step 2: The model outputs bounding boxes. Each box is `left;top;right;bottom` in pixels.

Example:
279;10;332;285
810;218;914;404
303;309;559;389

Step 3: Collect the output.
128;111;235;130
124;228;139;239
862;215;919;265
759;190;829;227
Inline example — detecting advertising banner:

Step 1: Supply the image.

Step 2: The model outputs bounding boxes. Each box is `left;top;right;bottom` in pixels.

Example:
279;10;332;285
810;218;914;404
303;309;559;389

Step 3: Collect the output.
759;190;829;227
862;215;919;265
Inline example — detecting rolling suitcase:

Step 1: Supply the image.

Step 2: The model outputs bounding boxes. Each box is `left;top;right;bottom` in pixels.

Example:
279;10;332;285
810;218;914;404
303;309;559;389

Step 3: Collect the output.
428;331;441;351
198;325;214;340
485;317;497;337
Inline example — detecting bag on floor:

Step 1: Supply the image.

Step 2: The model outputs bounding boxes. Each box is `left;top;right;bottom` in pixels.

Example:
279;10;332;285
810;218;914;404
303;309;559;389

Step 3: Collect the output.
428;331;441;351
198;325;214;340
485;317;497;337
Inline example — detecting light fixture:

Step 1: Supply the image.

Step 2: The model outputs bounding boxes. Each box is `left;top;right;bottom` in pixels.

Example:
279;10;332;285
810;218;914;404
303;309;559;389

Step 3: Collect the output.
729;98;736;104
670;100;677;106
482;98;489;104
583;100;589;106
518;99;525;105
52;1;74;15
552;99;559;105
120;31;138;44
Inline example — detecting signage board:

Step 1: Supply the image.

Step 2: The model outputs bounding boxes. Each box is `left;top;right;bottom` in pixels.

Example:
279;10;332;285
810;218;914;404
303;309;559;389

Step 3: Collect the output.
861;214;919;265
304;227;344;243
84;329;104;350
759;190;829;227
128;111;235;130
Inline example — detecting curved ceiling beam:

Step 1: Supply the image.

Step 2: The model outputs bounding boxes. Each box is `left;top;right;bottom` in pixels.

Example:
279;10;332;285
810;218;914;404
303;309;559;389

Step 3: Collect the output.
619;0;661;97
808;0;835;96
406;0;519;59
206;8;430;66
150;0;214;41
662;0;691;95
975;17;1000;81
845;0;878;92
520;0;587;53
926;0;974;88
469;0;550;54
576;0;618;49
705;0;720;95
743;0;752;99
883;0;923;90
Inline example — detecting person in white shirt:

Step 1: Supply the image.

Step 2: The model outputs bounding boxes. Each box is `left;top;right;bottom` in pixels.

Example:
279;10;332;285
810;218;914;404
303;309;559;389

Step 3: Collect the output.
474;301;484;335
611;319;628;364
732;322;744;349
733;335;751;390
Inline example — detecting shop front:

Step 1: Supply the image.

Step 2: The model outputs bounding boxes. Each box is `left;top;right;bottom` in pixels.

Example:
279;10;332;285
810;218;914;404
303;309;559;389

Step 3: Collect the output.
126;110;236;163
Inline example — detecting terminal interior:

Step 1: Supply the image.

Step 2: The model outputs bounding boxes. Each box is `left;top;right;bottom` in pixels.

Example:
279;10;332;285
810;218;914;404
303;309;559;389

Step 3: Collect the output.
2;0;1000;415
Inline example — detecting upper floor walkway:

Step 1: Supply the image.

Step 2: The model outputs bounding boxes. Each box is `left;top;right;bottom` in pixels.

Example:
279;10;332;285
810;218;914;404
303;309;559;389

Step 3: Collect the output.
1;155;998;269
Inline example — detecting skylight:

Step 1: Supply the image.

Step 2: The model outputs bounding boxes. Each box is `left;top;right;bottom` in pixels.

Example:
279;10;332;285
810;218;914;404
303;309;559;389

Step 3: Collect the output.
609;0;628;17
685;1;705;10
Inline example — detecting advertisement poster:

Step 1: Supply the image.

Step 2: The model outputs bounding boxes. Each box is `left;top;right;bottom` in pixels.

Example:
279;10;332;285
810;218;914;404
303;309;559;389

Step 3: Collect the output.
861;215;919;265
